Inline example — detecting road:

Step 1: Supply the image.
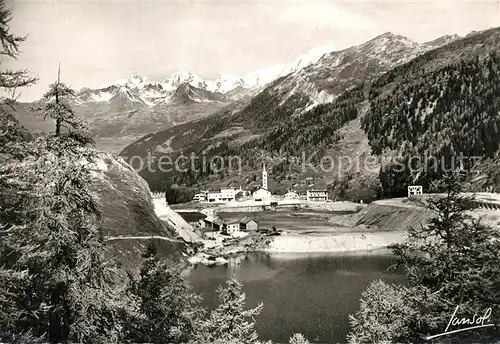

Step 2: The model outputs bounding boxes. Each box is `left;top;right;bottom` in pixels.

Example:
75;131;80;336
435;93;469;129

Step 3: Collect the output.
105;235;183;243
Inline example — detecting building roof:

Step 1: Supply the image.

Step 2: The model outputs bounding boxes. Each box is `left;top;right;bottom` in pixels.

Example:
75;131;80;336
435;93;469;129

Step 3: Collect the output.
204;216;215;222
204;216;223;225
240;216;256;224
225;220;240;225
253;188;271;194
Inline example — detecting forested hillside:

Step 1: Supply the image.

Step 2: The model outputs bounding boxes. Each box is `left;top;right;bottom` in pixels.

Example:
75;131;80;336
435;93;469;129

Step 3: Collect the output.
362;27;500;196
250;86;364;157
120;32;442;199
120;27;500;202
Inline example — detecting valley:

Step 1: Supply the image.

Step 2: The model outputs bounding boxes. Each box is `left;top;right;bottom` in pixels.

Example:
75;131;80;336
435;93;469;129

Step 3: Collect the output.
3;2;500;341
117;28;500;204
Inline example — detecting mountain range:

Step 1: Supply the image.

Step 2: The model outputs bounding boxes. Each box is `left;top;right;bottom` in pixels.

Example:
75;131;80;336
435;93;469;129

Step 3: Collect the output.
74;45;336;106
10;45;339;152
118;31;482;200
14;26;500;203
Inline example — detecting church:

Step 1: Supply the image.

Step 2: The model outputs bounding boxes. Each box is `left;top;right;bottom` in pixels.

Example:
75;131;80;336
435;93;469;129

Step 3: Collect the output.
252;164;272;201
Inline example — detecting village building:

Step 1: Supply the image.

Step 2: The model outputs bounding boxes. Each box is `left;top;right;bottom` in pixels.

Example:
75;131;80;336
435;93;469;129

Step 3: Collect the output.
207;188;236;202
284;191;299;199
240;216;258;231
407;185;423;198
193;191;208;201
194;187;248;202
223;221;240;235
203;216;223;231
253;188;272;201
306;190;328;202
253;164;272;201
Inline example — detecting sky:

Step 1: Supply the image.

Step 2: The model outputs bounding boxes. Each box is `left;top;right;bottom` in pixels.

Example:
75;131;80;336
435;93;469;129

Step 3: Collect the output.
4;0;500;101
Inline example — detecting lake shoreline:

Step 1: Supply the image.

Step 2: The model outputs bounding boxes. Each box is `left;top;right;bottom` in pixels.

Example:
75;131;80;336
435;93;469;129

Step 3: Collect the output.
262;230;407;253
171;199;430;267
185;250;405;344
187;230;406;267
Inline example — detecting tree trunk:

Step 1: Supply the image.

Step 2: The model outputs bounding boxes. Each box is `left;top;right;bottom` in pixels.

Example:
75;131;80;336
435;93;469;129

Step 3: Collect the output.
56;118;61;136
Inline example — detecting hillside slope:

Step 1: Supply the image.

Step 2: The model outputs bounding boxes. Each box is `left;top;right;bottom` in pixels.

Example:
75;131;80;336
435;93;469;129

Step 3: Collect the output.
362;27;500;196
11;99;230;154
1;108;196;269
120;32;456;199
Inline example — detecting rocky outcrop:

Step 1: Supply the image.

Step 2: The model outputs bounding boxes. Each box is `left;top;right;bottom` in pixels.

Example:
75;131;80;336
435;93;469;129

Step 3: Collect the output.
89;154;175;237
88;153;190;269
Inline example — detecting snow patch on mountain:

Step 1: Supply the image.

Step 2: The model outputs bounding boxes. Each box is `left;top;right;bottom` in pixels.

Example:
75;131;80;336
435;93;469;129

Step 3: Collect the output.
75;45;339;107
288;46;334;73
86;89;115;103
271;31;457;116
163;70;205;91
75;31;458;109
205;73;244;93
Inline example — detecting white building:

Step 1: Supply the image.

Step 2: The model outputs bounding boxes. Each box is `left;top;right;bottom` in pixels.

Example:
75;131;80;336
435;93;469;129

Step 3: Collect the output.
253;164;272;201
193;191;208;201
408;185;423;198
306;190;328;202
253;188;272;201
284;191;299;199
207;188;236;202
223;221;240;234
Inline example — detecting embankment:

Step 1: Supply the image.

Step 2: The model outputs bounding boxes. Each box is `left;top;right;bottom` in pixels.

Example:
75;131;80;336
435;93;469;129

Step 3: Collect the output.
264;231;407;253
265;201;431;253
212;201;364;213
153;198;202;243
328;201;432;231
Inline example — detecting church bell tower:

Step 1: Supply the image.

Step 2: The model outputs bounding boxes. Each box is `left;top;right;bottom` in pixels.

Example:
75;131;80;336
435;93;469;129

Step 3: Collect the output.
262;164;268;190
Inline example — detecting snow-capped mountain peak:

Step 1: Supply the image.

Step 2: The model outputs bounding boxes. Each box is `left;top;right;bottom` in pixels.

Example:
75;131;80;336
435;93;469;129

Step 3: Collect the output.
241;46;336;87
205;73;244;93
362;32;420;54
288;46;334;73
114;73;153;90
75;30;459;108
75;44;339;107
163;70;205;91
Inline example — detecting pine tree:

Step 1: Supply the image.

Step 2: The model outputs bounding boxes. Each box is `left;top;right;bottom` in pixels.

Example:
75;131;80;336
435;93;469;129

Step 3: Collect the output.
32;65;91;144
0;1;37;100
0;135;135;343
347;280;418;344
126;243;204;343
0;11;133;337
193;278;264;344
391;173;500;337
289;333;311;344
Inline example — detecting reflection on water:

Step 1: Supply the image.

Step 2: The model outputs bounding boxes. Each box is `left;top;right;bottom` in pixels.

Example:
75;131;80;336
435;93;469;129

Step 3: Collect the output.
185;251;405;344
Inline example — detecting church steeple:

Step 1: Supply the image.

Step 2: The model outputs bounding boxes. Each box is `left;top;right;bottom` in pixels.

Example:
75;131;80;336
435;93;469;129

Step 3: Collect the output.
262;163;268;190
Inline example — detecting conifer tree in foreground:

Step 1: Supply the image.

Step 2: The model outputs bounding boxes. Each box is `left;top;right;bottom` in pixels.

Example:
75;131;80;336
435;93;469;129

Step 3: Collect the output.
0;112;135;342
0;1;37;100
0;4;134;340
288;333;311;344
392;174;500;336
349;173;500;343
126;243;204;343
192;278;265;344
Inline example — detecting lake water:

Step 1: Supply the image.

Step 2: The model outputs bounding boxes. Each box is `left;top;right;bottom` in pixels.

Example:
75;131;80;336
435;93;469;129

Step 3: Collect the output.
185;251;405;344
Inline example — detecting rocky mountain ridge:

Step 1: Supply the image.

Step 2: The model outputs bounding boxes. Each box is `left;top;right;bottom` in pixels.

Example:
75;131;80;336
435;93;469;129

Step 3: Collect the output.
73;45;336;108
119;28;500;201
